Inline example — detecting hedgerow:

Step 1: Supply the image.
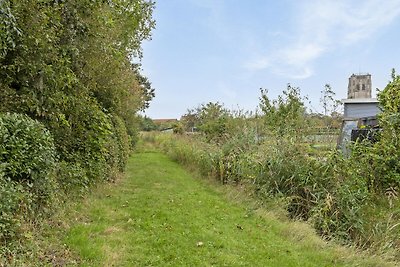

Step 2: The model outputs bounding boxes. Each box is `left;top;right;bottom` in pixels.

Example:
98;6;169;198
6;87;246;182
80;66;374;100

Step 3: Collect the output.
0;0;155;261
0;113;56;243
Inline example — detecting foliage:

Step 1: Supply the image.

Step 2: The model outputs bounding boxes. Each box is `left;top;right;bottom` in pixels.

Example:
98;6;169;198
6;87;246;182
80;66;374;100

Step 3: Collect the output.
109;114;131;173
59;151;391;267
372;70;400;191
0;0;155;257
180;109;199;132
182;102;231;142
320;84;342;117
150;82;400;259
0;113;56;242
0;113;56;205
0;174;23;243
0;0;155;185
259;85;308;138
318;84;343;129
0;0;155;139
172;121;185;134
139;115;158;131
133;64;156;111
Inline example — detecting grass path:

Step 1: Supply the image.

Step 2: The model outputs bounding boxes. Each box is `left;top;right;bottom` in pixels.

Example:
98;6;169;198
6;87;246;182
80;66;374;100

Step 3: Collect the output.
64;152;390;266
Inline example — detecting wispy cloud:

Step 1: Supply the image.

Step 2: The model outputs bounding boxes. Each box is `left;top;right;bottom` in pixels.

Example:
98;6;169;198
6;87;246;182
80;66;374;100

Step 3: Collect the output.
245;0;400;79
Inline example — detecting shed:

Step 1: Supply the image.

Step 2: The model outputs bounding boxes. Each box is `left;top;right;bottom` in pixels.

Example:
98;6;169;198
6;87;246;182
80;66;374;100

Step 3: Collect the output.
342;98;380;119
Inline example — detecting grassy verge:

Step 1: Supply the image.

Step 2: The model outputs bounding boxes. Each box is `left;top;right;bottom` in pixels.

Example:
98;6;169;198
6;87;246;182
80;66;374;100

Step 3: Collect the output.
58;151;393;266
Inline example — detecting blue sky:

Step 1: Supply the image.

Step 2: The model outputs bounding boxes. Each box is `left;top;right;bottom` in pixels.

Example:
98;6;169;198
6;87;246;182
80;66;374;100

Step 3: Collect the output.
141;0;400;119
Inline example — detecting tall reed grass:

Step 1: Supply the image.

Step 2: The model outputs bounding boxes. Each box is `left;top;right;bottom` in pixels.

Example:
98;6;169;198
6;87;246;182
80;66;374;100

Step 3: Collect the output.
144;131;399;261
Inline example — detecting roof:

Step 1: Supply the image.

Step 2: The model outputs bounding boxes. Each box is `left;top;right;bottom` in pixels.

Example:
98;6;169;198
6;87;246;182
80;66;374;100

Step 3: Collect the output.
342;98;379;104
152;119;178;124
350;73;371;77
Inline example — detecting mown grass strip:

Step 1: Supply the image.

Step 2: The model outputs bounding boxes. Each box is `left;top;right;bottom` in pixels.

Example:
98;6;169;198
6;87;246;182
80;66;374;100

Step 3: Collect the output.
64;152;392;266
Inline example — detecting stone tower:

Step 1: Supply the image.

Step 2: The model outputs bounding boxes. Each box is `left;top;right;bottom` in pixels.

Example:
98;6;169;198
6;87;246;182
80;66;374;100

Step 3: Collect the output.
347;73;372;99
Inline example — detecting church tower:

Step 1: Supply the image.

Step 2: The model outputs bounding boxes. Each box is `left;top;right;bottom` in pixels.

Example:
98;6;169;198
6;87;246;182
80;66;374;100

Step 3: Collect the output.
347;73;372;99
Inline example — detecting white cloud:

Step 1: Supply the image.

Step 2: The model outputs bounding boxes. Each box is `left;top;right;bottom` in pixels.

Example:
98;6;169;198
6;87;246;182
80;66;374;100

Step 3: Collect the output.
280;43;326;66
275;66;314;80
246;0;400;79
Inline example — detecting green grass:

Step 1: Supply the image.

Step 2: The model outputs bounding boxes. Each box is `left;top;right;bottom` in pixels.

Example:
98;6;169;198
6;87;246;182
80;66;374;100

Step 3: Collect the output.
63;152;393;266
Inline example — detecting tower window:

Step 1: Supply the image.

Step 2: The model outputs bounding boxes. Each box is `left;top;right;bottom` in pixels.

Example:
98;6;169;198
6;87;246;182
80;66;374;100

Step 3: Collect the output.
362;84;365;90
356;84;360;91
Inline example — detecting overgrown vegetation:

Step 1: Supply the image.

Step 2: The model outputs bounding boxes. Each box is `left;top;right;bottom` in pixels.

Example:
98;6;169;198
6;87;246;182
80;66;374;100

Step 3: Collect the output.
149;80;400;261
55;151;395;266
0;0;155;263
1;0;399;264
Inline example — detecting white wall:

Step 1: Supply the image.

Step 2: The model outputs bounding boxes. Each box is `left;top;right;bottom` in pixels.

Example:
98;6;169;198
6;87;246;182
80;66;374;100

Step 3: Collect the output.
344;103;380;118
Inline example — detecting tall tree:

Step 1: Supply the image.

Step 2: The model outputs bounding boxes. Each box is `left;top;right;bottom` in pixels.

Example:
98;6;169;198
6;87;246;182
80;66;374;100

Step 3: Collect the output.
0;0;156;182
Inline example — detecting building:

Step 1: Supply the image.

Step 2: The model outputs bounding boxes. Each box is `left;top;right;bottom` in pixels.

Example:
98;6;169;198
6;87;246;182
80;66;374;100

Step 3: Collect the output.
342;98;380;119
152;119;178;125
338;74;380;152
343;73;379;119
347;73;372;99
152;118;178;132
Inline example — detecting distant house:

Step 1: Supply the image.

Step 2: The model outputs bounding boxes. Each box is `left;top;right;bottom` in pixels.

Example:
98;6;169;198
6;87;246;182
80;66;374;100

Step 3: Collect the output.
160;128;174;133
152;119;178;131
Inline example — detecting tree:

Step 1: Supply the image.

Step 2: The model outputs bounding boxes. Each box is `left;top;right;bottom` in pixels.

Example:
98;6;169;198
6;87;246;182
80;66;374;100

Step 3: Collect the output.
140;116;157;131
320;84;341;115
259;84;307;137
181;102;230;142
172;121;184;134
196;102;228;141
318;84;342;129
180;111;199;132
0;0;156;186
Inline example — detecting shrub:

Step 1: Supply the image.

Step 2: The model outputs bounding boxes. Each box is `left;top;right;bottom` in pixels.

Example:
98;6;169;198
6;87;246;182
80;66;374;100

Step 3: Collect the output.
0;173;23;242
109;114;131;173
311;152;370;242
0;113;56;241
49;96;113;186
56;161;89;196
0;113;56;208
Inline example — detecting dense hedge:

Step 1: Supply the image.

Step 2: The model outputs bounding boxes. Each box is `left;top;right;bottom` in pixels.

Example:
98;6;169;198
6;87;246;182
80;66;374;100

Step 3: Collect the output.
0;113;56;242
0;0;155;259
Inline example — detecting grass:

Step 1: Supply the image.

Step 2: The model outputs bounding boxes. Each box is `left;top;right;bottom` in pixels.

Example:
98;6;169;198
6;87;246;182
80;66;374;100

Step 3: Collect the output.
61;151;394;266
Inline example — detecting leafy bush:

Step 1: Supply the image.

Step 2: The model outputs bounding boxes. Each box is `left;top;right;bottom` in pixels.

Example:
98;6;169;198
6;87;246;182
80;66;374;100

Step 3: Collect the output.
56;161;89;196
372;72;400;191
0;174;23;242
108;114;131;173
181;102;231;143
0;113;56;208
0;113;56;242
